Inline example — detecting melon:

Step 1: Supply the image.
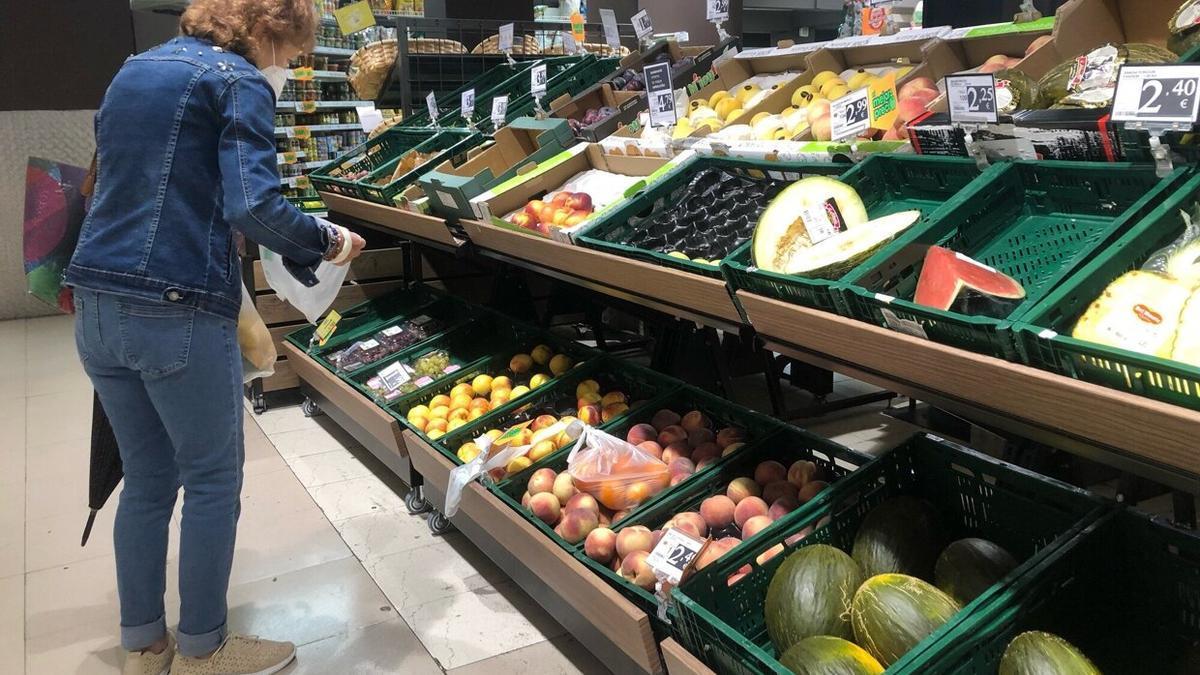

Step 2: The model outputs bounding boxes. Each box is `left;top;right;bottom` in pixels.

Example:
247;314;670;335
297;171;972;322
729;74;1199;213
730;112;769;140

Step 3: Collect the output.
778;636;884;675
851;496;946;579
850;573;961;667
1072;271;1192;359
1170;288;1200;368
912;246;1025;313
765;544;865;652
934;537;1018;605
999;631;1101;675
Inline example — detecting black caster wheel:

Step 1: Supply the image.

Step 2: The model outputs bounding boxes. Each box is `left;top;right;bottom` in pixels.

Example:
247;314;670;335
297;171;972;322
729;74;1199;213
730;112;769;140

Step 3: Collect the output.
301;397;322;418
428;511;453;535
253;394;267;415
405;487;432;515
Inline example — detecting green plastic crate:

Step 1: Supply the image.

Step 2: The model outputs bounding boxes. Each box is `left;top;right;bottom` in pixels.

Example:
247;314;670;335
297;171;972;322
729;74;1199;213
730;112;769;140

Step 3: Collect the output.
722;155;995;317
310;128;483;205
574;156;849;282
500;56;619;129
840;160;1188;360
670;433;1107;675
569;423;871;632
1013;169;1200;411
915;507;1200;674
398;60;539;129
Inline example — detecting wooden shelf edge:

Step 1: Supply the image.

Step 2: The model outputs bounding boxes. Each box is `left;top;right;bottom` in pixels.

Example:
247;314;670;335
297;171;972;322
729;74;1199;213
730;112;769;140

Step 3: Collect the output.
320;192;466;249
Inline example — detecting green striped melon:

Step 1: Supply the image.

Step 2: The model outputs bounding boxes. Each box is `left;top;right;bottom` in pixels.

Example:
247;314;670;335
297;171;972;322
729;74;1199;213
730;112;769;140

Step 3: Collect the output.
778;636;884;675
934;537;1018;605
999;631;1101;675
850;573;960;667
851;496;946;580
765;545;865;653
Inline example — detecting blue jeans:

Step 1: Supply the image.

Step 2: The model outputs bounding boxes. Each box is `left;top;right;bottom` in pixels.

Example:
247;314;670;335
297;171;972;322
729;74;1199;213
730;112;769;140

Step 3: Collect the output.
73;288;244;657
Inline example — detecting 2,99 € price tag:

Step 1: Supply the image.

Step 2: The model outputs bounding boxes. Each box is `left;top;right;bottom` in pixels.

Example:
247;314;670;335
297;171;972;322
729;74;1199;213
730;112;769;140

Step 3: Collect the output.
632;10;654;40
645;528;705;586
1112;64;1200;125
426;91;439;123
492;95;509;128
830;88;871;141
707;0;730;22
945;73;998;124
531;63;548;97
644;62;677;128
461;89;475;119
601;8;621;50
498;23;514;53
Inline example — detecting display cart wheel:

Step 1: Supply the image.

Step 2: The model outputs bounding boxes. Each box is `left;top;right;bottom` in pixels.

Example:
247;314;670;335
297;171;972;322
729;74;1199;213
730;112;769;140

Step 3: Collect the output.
428;510;453;535
405;487;432;515
301;397;322;418
253;392;267;415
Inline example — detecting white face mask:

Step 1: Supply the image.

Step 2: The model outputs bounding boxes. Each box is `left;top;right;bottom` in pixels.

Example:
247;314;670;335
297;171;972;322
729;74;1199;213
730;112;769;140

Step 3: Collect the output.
260;43;287;100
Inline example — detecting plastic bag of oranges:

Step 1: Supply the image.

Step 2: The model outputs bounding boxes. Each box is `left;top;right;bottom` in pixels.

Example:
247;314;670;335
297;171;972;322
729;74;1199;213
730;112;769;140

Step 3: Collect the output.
567;426;670;510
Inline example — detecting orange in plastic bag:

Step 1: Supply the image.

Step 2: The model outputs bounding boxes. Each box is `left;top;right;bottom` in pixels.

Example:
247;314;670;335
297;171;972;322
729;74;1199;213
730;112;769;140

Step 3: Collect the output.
567;426;670;511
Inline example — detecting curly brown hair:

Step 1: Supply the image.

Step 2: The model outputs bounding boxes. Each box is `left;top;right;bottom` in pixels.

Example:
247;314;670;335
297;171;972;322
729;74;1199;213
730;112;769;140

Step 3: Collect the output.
180;0;318;57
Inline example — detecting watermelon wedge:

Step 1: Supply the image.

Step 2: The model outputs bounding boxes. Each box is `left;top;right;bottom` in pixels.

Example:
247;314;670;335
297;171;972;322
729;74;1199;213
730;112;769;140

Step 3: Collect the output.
913;246;1025;311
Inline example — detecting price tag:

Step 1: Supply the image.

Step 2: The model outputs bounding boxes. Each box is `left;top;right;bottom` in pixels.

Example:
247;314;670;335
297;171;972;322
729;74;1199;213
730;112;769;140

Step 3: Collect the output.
279;151;298;164
461;89;475;119
946;74;998;124
563;31;579;55
1112;64;1200;126
632;9;654;41
492;95;509;127
868;72;899;130
294;175;311;190
291;67;315;81
799;198;846;244
295;100;318;113
880;308;929;340
378;361;411;392
645;528;706;586
643;62;677;128
287;126;312;139
426;91;439;123
498;23;514;52
600;8;621;50
356;104;384;133
314;309;341;346
707;0;730;22
334;1;376;35
830;88;871;141
531;63;548;97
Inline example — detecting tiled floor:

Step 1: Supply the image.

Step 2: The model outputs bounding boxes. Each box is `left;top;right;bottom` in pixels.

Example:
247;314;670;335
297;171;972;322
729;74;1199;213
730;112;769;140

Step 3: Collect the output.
3;315;912;675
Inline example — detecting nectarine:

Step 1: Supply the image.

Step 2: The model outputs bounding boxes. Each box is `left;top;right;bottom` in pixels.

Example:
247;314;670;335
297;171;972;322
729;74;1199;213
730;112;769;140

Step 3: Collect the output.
616;526;655;558
734;496;769;528
529;492;561;525
727;477;761;504
754;460;788;486
650;409;681;431
700;495;736;530
527;468;557;495
673;511;708;538
620;550;656;590
626;423;658;445
742;514;773;539
584;527;617;563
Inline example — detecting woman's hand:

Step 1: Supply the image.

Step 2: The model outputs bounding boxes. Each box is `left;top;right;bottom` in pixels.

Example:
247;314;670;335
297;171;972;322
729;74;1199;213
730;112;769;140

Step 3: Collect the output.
335;231;367;266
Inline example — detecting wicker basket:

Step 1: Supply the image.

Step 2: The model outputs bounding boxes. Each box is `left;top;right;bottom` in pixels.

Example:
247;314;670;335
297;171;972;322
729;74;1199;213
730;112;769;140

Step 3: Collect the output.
471;33;541;55
408;37;468;54
348;39;397;100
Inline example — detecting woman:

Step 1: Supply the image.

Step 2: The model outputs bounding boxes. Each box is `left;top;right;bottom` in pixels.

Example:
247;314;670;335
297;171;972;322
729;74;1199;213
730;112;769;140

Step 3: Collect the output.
66;1;365;673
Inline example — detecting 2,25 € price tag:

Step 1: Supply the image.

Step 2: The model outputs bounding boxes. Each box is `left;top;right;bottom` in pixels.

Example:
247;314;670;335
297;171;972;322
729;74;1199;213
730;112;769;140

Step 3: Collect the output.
1112;64;1200;125
645;528;706;585
830;88;871;141
632;9;654;41
531;63;548;97
644;62;677;128
945;73;998;124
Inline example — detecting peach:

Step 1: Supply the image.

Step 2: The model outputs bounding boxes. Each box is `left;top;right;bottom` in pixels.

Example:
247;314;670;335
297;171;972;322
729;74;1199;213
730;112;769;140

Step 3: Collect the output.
978;61;1005;74
637;441;663;459
697;458;718;471
662;445;690;465
742;514;773;539
626;481;652;505
575;379;601;399
527;468;557;495
798;480;829;503
521;491;531;508
695;537;740;571
898;76;936;99
691;442;722;465
650;409;681;431
787;460;820;488
566;493;600;515
531;414;558;431
700;495;736;530
680;410;711;431
490;389;511;406
667;517;703;539
667;457;696;477
651;528;666;550
1025;34;1052;56
715;427;745;448
670;473;689;486
769;497;799;521
549;354;573;376
449;393;473;411
597;510;611;527
528;439;557;462
505;456;532;475
429;394;451;409
531;344;553;366
492;376;513;391
727;477;761;504
756;543;785;566
734;497;769;528
721;442;746;457
626;423;658;445
601;391;628;407
612;509;631;524
673;512;708;538
658;425;688;446
763;480;798;504
509;353;533;374
897;94;933;124
577;392;602;408
578;405;602;426
620;550;656;590
584;527;617;563
754;460;788;486
687;427;716;448
559;507;599;544
469;397;490;411
552;472;577;504
529;492;561;525
616;525;655;558
602;402;630;422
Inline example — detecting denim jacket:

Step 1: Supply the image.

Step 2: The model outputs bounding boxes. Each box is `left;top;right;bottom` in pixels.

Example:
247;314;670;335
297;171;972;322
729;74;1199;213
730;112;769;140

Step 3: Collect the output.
66;36;331;320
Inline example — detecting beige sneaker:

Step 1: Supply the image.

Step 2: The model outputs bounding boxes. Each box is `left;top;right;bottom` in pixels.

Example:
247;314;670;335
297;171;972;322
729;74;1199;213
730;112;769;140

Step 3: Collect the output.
124;632;175;675
169;634;296;675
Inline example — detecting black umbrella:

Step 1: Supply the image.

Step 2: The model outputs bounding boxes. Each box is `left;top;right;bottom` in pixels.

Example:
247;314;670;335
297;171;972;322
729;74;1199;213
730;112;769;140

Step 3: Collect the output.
81;391;122;546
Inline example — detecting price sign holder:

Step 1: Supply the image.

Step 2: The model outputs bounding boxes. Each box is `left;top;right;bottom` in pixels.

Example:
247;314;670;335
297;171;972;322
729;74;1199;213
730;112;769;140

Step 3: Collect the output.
461;88;476;129
646;528;708;618
632;9;655;47
491;94;509;129
945;73;998;169
426;91;440;128
1112;64;1200;177
600;8;621;51
830;87;871;156
531;63;549;115
707;0;731;42
644;62;677;128
498;23;517;65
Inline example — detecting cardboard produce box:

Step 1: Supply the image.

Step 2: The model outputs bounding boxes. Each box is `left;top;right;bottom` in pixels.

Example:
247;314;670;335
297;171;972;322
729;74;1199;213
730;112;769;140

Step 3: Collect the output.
682;49;813;137
550;83;646;143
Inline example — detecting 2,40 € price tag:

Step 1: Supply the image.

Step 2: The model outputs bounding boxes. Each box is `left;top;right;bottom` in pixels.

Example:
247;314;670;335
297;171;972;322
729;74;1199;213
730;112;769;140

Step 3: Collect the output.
645;528;705;586
1112;64;1200;126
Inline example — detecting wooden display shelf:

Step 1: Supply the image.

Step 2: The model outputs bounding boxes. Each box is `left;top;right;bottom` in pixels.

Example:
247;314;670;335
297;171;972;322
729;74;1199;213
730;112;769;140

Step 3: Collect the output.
661;638;715;675
255;279;404;325
737;291;1200;490
404;430;665;675
320;192;465;249
251;246;407;291
461;217;744;328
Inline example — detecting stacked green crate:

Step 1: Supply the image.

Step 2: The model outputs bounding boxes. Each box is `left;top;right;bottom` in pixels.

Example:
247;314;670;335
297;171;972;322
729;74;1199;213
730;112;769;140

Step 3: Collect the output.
397;60;540;129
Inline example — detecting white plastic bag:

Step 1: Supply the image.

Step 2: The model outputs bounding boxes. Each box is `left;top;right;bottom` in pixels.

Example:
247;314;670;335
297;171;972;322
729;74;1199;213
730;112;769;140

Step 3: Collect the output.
567;425;670;510
238;283;276;383
259;219;350;324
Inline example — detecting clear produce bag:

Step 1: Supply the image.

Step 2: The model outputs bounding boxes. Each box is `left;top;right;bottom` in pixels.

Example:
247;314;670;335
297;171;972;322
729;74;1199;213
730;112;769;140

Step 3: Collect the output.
259;220;350;324
238;283;276;383
567;425;670;511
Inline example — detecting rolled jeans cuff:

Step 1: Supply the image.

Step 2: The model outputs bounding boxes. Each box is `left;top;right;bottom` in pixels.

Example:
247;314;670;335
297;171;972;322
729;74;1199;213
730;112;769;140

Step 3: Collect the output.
177;621;228;658
121;614;167;652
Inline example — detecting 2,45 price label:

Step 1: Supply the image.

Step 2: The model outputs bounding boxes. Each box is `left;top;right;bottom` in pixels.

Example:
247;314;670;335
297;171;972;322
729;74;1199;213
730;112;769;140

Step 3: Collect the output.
1112;64;1200;125
945;73;998;124
830;88;871;141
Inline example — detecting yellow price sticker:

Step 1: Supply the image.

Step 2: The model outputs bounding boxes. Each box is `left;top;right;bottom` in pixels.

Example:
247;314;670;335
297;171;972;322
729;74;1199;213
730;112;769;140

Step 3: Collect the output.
296;100;318;113
292;126;312;139
314;309;341;346
295;176;311;189
868;72;899;131
291;67;315;81
280;151;298;164
335;1;376;36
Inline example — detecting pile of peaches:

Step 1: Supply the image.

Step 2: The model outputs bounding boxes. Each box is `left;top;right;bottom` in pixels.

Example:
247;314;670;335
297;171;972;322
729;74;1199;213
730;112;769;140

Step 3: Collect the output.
508;191;595;236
